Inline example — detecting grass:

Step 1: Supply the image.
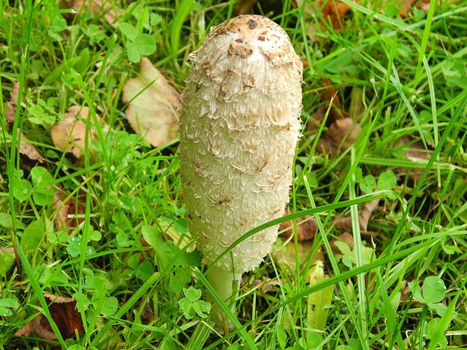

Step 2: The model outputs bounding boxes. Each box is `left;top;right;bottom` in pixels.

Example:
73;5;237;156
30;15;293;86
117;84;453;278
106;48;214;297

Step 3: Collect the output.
1;0;466;349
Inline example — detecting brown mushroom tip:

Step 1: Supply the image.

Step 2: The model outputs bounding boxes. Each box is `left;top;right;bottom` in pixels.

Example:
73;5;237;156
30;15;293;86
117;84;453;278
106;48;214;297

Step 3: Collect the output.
194;15;302;67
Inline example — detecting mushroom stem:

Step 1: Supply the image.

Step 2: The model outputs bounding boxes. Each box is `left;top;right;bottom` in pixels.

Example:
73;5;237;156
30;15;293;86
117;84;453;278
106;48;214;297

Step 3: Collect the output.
207;265;240;327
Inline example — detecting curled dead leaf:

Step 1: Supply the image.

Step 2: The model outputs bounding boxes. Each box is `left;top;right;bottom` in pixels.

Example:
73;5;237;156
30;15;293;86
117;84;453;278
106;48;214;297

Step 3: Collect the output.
59;0;120;25
122;58;180;147
280;214;318;242
14;322;32;337
51;106;104;158
52;190;85;232
308;80;361;155
307;105;327;132
386;0;441;18
321;1;353;31
300;0;355;40
138;299;155;324
251;277;280;293
397;136;430;180
18;132;46;164
6;82;19;124
4;83;45;164
327;118;362;150
273;241;325;272
330;232;354;254
43;293;76;304
334;199;380;233
15;293;83;340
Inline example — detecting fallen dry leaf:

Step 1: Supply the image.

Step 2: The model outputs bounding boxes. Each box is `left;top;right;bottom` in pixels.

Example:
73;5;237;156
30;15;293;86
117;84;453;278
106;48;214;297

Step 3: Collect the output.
18;132;46;164
137;298;155;324
307;105;327;132
6;82;19;124
316;117;362;155
330;232;354;254
251;277;280;293
397;136;430;180
4;83;46;164
273;241;324;272
52;190;85;232
327;118;362;150
280;214;318;242
122;58;180;147
308;80;361;155
299;0;355;40
15;293;83;340
43;293;76;304
321;0;353;31
419;0;430;12
334;199;380;233
59;0;120;25
51;106;103;158
385;0;436;18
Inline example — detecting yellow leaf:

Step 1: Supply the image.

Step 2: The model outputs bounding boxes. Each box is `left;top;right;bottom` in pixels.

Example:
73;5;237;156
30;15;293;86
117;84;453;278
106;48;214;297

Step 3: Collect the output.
307;260;333;331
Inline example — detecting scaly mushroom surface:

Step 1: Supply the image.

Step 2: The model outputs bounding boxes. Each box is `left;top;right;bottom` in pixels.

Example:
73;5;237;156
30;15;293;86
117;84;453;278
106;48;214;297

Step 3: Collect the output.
179;15;302;317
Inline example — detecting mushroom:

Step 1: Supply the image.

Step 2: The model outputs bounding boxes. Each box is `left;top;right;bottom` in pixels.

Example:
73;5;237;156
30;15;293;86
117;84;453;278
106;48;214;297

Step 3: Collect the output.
179;15;303;324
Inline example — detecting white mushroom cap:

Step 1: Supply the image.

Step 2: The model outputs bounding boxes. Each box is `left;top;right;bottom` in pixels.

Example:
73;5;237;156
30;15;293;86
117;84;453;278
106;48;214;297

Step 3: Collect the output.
180;15;303;276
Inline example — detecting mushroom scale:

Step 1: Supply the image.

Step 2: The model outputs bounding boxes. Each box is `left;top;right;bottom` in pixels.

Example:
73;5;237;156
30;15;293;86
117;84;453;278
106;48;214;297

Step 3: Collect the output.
179;15;303;277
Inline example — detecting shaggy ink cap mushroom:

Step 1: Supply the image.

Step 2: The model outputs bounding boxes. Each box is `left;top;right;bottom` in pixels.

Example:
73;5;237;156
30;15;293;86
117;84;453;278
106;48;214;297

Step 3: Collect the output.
179;15;302;306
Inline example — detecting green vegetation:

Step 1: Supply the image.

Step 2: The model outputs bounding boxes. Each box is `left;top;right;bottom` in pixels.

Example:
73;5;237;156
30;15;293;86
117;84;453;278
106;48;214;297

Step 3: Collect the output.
1;1;465;349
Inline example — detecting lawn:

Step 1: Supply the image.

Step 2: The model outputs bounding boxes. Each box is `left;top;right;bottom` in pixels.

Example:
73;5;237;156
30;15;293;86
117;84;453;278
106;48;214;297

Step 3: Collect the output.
0;0;466;349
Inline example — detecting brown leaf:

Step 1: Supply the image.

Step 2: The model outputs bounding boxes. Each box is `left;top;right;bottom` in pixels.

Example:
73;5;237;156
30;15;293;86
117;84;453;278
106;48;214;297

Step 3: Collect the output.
310;80;362;155
397;136;430;180
358;199;380;232
334;199;380;233
51;106;103;158
307;79;349;135
307;105;327;132
302;0;355;40
279;213;317;242
136;296;155;324
403;139;429;160
44;293;76;304
322;1;353;31
18;132;46;163
122;58;180;147
251;277;280;293
60;0;120;25
330;232;354;254
15;323;33;337
273;241;324;272
6;82;19;124
52;190;85;232
327;117;362;150
419;0;430;12
386;0;436;18
5;84;46;164
396;0;418;17
15;293;83;340
320;78;341;105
